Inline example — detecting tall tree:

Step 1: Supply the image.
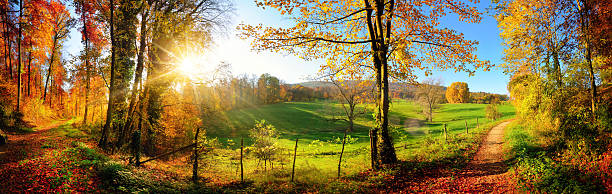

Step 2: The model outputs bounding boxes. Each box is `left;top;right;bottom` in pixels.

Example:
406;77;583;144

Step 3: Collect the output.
100;0;116;148
240;0;490;167
111;0;140;147
74;0;98;125
42;0;73;103
143;0;231;154
16;0;22;111
124;0;150;139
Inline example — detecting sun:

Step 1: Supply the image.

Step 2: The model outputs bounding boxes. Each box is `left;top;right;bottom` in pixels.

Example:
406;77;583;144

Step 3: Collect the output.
179;57;198;74
177;55;207;80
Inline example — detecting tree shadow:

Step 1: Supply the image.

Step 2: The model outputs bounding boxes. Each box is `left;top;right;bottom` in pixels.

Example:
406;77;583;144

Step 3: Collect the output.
210;102;372;144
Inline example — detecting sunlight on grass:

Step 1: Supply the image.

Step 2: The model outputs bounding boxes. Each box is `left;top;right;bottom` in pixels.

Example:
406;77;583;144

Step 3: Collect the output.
201;100;516;182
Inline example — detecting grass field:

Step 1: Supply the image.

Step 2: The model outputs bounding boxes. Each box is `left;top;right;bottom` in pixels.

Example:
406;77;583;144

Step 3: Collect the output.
198;99;516;183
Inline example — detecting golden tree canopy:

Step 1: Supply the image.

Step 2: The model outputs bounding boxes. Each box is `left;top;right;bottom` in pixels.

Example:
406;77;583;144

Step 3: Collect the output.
446;81;470;103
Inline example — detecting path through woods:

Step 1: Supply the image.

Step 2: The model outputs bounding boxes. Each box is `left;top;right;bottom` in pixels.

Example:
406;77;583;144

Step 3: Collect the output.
0;119;101;192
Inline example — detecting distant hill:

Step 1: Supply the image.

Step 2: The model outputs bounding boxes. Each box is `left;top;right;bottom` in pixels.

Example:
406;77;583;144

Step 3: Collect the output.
294;80;421;90
293;81;335;88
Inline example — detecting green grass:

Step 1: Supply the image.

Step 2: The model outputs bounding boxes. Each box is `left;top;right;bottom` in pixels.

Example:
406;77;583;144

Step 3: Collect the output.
202;100;515;183
48;119;90;139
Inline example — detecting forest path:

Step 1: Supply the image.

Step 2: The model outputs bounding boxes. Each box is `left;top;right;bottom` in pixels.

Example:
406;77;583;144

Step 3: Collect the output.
0;119;73;164
0;119;101;192
396;120;516;193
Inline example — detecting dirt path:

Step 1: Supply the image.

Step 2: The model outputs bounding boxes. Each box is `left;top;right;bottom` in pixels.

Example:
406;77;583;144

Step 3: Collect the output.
448;120;515;193
0;120;71;164
393;120;516;193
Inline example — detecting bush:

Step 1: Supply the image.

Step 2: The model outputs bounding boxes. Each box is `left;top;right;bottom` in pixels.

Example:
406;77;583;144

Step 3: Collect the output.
506;123;605;193
514;152;602;193
485;102;501;120
249;120;280;170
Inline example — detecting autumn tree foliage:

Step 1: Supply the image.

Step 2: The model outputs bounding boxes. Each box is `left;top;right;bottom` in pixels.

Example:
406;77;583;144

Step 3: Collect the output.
497;0;611;191
257;73;281;104
445;82;469;103
72;0;104;126
0;0;75;125
240;0;490;167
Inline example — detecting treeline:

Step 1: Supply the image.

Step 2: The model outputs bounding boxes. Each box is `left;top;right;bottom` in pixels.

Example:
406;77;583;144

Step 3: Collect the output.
199;72;343;111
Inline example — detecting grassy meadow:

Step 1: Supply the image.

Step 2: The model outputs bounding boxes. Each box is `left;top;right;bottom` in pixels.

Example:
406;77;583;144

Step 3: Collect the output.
196;100;515;183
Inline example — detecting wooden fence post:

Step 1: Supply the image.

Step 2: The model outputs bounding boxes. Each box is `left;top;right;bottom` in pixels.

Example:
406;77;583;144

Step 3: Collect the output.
465;120;468;134
291;137;298;182
240;137;244;183
444;124;448;142
477;117;479;129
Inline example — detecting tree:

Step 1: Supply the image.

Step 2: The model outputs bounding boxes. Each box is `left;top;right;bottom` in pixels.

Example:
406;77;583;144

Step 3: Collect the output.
445;82;469;103
99;0;116;149
112;0;140;148
328;78;371;177
496;0;607;117
16;0;22;112
143;0;231;153
257;73;280;104
73;0;103;125
123;0;150;145
416;78;444;122
239;0;490;167
42;0;73;103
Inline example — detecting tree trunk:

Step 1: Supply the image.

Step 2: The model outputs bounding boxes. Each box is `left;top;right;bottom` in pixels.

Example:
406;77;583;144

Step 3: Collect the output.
124;5;148;135
43;35;58;102
84;16;90;125
3;15;7;77
576;0;597;117
16;0;22;111
7;27;11;80
240;137;244;182
27;49;31;97
338;128;348;178
375;0;397;165
378;53;397;165
192;126;200;183
100;0;115;149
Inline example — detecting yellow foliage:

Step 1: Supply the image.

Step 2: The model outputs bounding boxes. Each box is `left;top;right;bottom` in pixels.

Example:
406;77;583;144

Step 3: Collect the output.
445;82;470;103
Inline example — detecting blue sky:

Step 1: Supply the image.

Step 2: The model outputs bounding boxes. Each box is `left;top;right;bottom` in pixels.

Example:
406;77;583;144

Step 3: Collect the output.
64;0;510;95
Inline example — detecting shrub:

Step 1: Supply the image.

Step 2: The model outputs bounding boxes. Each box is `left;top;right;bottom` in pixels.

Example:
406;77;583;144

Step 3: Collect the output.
249;120;280;171
485;102;501;120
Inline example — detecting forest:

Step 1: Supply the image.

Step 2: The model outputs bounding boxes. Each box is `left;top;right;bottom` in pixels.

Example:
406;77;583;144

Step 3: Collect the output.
0;0;610;193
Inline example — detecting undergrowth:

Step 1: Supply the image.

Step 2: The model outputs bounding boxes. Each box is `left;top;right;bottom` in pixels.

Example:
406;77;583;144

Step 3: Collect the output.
504;122;609;193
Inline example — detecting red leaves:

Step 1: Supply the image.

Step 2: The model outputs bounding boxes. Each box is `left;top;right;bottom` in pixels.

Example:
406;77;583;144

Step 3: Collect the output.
0;149;100;193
